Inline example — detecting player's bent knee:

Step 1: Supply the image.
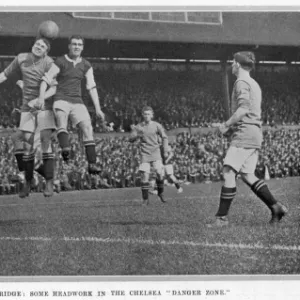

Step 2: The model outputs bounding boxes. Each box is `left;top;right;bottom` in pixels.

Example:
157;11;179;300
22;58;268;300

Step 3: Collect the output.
54;109;68;127
223;165;237;186
79;121;94;140
22;131;34;144
139;171;149;182
223;172;236;181
223;165;236;174
12;132;24;149
156;172;164;181
40;129;52;142
40;130;53;153
79;120;93;130
240;173;257;185
23;141;34;152
12;130;23;143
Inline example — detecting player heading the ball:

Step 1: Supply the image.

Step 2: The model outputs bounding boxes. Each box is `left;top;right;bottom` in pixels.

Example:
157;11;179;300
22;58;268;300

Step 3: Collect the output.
0;37;57;198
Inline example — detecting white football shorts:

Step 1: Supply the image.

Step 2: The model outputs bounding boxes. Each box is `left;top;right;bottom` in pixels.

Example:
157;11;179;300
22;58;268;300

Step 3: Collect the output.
53;100;91;126
223;146;259;174
139;160;164;176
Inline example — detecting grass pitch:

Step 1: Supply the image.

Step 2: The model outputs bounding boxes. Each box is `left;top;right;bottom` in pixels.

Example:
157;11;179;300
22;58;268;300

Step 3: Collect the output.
0;177;299;275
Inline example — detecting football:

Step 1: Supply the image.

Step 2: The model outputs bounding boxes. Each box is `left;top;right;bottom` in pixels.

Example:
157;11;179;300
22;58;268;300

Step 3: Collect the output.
37;20;59;40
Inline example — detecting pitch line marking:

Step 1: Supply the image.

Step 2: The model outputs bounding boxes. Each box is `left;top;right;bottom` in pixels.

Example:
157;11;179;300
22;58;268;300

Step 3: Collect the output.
0;192;294;208
1;236;300;252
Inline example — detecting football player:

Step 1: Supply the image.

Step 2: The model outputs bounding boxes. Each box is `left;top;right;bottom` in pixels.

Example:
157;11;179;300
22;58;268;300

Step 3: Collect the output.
129;106;169;205
208;51;287;227
0;38;57;198
38;35;105;175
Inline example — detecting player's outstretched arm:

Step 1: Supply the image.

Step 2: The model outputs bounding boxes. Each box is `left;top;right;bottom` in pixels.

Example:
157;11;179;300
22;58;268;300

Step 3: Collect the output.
85;67;105;120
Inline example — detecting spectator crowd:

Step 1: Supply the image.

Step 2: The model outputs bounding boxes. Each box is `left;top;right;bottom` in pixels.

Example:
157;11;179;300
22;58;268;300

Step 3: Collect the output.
2;65;300;131
0;128;299;195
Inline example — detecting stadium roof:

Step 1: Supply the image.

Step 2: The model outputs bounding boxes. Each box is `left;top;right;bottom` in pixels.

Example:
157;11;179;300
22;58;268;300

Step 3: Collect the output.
0;12;299;61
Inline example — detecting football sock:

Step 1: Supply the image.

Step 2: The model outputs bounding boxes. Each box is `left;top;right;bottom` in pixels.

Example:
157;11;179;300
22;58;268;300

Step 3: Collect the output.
251;180;277;208
175;182;181;189
35;164;45;178
15;149;24;172
156;179;164;196
141;182;150;200
216;186;237;217
57;129;70;162
43;152;54;180
57;129;70;151
84;140;97;164
23;152;35;182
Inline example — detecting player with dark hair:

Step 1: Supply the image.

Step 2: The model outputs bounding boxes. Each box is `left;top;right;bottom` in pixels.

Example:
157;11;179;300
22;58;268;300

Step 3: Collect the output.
38;35;105;175
0;38;57;198
208;51;287;227
129;106;169;205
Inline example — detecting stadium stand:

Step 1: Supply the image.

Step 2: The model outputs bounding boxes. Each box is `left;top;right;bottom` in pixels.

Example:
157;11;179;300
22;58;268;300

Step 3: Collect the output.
91;67;300;131
1;63;300;131
0;128;299;194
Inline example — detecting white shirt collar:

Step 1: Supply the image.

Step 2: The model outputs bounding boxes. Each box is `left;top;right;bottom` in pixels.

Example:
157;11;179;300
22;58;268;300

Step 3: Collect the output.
65;54;82;65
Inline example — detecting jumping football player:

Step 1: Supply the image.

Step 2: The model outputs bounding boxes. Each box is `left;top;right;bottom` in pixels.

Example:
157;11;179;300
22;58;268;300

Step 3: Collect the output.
208;51;287;227
12;80;61;194
0;38;57;198
38;35;105;175
129;106;169;204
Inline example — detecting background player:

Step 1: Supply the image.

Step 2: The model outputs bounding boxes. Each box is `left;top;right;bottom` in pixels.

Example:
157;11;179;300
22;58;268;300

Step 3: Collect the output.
0;38;57;198
38;35;105;175
129;106;169;205
208;51;287;227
